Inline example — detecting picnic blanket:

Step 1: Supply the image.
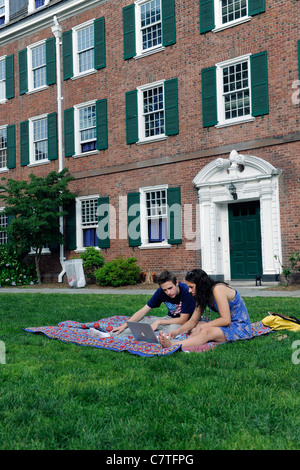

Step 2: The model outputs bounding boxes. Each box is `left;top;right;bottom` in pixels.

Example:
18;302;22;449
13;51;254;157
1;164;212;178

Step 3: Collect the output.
24;315;273;357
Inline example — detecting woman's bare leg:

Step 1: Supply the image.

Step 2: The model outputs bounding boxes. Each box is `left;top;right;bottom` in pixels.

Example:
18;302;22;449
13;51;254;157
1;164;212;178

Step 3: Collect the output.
159;327;226;349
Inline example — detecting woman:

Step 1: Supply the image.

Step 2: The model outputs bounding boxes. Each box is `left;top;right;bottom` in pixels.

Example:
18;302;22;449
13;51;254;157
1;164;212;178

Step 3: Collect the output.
159;269;252;350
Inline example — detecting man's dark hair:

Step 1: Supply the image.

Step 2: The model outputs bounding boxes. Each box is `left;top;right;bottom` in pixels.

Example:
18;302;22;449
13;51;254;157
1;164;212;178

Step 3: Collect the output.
157;270;177;286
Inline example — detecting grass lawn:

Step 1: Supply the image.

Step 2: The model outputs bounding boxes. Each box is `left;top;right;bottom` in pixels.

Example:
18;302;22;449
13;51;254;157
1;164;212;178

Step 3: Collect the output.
0;292;299;451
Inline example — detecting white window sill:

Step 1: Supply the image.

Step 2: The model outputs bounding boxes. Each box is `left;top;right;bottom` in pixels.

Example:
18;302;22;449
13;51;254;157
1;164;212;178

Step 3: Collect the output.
0;98;8;104
213;17;251;33
216;116;255;128
26;85;49;95
137;136;168;145
139;242;171;250
73;150;98;159
27;160;50;167
0;167;8;173
134;46;165;60
71;70;97;81
74;247;101;253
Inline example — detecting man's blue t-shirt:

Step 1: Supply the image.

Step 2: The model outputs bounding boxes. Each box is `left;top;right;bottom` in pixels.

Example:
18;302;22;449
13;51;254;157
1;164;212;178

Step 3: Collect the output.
147;282;195;318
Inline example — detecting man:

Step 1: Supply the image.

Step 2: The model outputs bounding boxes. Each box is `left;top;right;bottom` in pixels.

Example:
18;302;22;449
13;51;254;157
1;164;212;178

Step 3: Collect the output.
111;270;195;337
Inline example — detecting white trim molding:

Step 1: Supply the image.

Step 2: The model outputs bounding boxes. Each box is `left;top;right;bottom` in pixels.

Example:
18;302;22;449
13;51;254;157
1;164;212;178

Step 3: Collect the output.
193;150;283;281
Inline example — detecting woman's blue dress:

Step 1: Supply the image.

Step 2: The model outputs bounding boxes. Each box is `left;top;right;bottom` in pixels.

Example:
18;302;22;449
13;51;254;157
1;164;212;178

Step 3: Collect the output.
213;290;252;342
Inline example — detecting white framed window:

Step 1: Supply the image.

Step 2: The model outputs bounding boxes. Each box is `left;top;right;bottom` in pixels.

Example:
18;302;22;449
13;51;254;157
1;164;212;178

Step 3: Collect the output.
135;0;163;57
0;57;5;102
140;185;171;248
74;101;97;156
0;210;8;245
75;195;99;251
28;115;49;165
28;0;50;13
0;125;7;170
0;0;9;26
214;0;250;31
72;20;95;78
28;41;47;92
137;80;166;143
216;54;253;127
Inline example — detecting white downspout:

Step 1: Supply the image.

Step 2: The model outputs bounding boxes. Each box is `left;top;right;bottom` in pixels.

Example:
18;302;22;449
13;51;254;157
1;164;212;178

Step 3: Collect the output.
51;16;65;283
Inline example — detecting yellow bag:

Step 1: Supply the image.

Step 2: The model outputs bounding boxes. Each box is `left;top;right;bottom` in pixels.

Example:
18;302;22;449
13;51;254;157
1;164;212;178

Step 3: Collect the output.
262;312;300;332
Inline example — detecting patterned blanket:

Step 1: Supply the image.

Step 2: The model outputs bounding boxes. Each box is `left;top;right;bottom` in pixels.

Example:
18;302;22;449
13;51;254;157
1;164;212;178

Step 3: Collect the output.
24;316;273;357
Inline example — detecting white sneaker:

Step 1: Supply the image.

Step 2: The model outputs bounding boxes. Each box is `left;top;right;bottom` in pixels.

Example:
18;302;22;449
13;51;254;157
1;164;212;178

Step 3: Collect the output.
89;328;111;338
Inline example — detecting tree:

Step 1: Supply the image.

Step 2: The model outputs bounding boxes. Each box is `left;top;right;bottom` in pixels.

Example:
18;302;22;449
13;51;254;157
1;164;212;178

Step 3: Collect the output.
0;168;76;284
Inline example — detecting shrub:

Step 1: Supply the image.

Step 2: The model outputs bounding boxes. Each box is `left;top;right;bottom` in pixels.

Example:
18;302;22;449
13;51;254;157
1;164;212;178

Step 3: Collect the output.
95;256;141;287
78;247;105;282
0;245;37;287
274;252;300;285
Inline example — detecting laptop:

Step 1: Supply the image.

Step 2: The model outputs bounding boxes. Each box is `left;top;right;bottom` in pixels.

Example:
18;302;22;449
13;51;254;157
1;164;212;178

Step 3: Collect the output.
127;321;159;344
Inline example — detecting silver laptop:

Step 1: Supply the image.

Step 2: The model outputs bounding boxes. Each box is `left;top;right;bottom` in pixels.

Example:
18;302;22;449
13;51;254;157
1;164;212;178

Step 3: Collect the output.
127;321;159;344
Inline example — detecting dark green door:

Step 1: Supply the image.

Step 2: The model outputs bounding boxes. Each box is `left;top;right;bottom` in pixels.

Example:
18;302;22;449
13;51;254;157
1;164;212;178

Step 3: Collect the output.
229;201;263;279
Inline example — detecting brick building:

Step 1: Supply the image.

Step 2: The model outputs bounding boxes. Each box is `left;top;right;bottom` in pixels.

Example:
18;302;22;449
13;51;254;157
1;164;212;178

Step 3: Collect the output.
0;0;299;283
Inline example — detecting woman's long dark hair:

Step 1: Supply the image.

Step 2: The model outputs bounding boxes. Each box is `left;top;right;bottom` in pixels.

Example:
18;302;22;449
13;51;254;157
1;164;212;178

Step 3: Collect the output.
185;269;226;312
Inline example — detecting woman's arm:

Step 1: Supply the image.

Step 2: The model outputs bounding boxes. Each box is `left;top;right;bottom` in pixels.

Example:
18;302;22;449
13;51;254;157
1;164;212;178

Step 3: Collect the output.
169;307;202;336
201;284;231;328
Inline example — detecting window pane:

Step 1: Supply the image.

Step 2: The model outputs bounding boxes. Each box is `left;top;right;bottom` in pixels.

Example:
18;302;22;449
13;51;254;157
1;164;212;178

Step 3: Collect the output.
79;105;96;153
0;213;8;245
81;198;98;226
0;59;5;100
78;24;94;72
141;0;162;51
32;44;46;88
223;60;250;120
33;118;48;161
0;127;7;168
83;228;98;247
143;85;164;137
221;0;247;24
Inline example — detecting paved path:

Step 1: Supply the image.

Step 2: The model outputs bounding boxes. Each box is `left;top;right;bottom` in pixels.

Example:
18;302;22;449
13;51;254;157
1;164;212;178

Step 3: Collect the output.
0;286;299;297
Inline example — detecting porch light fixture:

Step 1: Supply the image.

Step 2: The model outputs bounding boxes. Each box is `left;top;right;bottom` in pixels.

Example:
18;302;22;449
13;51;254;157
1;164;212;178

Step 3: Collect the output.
228;182;238;200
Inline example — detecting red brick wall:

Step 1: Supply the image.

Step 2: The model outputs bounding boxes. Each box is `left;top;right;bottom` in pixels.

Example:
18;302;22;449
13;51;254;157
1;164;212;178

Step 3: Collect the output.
0;0;299;281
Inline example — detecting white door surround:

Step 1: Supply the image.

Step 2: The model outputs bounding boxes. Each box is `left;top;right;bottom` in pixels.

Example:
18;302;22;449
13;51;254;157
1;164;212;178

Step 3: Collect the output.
193;150;282;281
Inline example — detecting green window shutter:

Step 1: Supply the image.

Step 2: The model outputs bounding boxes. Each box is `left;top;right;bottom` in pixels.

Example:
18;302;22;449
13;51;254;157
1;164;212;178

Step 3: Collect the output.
162;0;176;47
18;49;28;95
250;51;269;116
127;192;141;247
123;4;136;60
65;200;77;251
201;66;218;127
46;37;56;86
94;17;106;70
64;108;74;157
125;90;138;144
62;30;73;80
164;78;179;136
7;125;16;169
199;0;215;33
248;0;265;16
48;112;58;160
5;55;14;99
167;187;182;245
98;196;110;249
20;121;29;167
96;99;108;150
